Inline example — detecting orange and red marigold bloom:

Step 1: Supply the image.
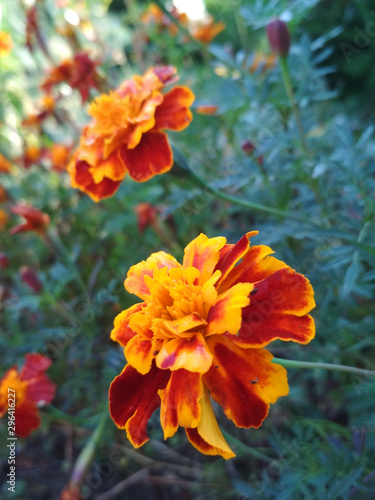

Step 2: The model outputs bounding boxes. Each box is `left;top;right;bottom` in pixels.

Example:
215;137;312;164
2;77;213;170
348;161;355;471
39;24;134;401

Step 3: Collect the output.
0;354;56;437
41;51;101;103
10;205;50;236
68;66;194;202
109;231;315;458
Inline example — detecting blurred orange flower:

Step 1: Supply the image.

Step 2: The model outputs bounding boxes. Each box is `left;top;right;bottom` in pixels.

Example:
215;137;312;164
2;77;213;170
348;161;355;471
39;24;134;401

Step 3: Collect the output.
0;354;56;437
141;3;188;36
249;53;276;74
195;104;218;115
48;144;72;172
109;231;315;458
22;95;56;127
0;31;13;57
0;153;13;173
190;16;225;44
68;66;194;201
42;52;101;103
20;145;42;169
0;209;8;230
10;205;50;235
0;185;8;202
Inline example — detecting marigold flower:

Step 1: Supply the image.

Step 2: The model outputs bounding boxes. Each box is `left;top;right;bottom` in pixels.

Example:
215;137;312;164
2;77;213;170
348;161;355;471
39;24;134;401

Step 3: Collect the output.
109;231;315;458
10;205;50;236
190;16;225;44
0;153;13;173
249;53;276;74
0;31;13;57
48;144;72;172
141;4;188;37
0;209;8;230
0;354;56;437
41;52;101;103
68;66;194;201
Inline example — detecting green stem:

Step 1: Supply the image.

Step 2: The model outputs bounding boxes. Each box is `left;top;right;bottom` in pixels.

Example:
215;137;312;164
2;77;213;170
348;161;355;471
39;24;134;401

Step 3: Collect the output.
278;56;308;157
45;405;102;425
273;358;375;378
68;412;108;488
172;148;309;223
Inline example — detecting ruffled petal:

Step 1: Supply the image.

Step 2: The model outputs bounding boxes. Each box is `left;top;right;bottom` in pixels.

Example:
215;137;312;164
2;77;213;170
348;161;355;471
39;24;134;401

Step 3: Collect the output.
206;282;253;336
124;333;157;375
235;312;315;348
183;233;226;285
219;245;287;292
20;354;51;380
69;159;122;202
125;251;180;299
109;363;170;447
156;333;213;373
25;375;56;405
246;267;315;316
186;387;235;459
119;131;173;182
15;399;41;438
215;231;258;288
89;150;127;184
204;336;289;428
159;369;203;438
154;87;195;131
111;303;143;347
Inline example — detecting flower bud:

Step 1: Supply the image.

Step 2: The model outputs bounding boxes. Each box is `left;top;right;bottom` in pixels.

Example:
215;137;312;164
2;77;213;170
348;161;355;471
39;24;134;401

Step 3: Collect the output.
20;266;43;293
241;140;256;155
266;19;290;57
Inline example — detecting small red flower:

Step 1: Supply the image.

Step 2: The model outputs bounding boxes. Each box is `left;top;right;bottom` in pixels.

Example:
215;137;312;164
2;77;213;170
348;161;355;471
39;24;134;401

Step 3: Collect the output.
42;52;101;103
0;354;56;437
20;266;43;293
10;205;50;236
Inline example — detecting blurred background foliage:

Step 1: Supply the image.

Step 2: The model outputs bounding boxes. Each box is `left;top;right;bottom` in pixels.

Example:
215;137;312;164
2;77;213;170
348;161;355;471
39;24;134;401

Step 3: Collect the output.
0;0;374;498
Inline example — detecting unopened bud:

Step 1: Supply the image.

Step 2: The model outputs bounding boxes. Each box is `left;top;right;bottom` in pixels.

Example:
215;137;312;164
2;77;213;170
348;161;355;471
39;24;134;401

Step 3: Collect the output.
266;19;290;57
241;140;256;155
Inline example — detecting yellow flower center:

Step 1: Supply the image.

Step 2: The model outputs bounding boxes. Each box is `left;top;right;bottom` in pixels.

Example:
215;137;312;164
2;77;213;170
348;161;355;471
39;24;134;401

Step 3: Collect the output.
0;369;27;415
88;92;131;136
131;266;220;342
